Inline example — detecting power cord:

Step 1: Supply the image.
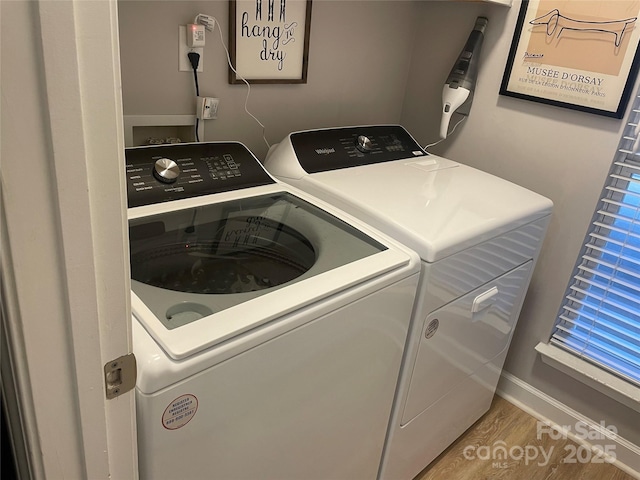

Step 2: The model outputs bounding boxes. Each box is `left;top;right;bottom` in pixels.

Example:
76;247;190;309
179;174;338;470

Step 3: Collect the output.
194;13;270;149
188;52;201;96
188;52;201;142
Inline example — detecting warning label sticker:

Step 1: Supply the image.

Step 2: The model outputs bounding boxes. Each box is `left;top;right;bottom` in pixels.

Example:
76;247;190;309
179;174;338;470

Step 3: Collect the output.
162;394;198;430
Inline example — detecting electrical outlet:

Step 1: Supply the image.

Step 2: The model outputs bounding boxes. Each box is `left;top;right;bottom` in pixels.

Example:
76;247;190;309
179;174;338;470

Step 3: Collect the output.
206;98;219;119
179;26;203;72
197;97;219;120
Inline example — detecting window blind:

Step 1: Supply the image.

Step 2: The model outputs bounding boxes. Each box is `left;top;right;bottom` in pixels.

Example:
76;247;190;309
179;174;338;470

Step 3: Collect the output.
552;91;640;388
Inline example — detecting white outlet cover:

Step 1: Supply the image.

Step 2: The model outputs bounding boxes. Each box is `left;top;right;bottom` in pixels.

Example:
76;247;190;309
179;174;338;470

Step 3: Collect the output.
179;26;203;72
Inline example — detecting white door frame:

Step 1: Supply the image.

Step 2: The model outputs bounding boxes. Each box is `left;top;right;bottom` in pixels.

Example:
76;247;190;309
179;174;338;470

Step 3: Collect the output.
1;0;137;478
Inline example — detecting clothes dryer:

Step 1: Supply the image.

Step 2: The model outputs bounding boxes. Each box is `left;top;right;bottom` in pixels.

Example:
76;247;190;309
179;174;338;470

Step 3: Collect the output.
126;141;420;480
264;125;553;480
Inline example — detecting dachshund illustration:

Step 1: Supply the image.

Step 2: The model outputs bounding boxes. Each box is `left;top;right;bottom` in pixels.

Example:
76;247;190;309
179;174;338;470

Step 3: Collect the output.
530;9;637;47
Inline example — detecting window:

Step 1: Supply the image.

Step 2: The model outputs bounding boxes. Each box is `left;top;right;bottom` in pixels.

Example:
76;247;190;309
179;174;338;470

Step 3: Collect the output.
551;90;640;388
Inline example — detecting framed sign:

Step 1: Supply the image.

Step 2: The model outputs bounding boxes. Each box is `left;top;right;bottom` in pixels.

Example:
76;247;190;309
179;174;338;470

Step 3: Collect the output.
229;0;312;84
500;0;640;118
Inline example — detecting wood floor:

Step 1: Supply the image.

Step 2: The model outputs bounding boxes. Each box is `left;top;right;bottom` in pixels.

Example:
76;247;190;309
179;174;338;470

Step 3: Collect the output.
415;395;636;480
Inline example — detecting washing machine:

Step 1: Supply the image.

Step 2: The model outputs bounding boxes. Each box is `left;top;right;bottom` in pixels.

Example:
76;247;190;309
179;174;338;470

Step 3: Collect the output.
125;141;421;480
264;125;554;480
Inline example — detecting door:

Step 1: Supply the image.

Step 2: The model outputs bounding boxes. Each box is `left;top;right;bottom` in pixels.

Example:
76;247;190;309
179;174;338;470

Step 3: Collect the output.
1;1;137;478
401;261;534;425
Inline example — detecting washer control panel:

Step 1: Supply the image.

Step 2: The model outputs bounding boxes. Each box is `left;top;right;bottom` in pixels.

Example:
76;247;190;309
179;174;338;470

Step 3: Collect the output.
126;142;274;208
290;125;426;174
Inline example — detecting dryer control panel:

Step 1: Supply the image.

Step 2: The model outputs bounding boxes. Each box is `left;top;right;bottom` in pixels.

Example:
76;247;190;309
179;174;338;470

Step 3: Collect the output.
290;125;427;174
125;142;275;208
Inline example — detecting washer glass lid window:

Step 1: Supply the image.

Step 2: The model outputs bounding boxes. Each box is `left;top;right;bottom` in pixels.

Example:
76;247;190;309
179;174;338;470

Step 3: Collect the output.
129;192;387;329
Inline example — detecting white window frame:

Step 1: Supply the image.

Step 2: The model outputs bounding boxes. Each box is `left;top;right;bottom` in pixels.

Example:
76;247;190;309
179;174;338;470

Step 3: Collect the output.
537;86;640;413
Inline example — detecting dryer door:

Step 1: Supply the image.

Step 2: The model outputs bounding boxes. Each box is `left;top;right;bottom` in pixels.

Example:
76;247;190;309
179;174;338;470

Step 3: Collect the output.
401;260;533;425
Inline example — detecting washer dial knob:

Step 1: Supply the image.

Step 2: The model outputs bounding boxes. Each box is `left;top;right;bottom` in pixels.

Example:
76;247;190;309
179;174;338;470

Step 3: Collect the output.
153;158;180;183
355;135;374;153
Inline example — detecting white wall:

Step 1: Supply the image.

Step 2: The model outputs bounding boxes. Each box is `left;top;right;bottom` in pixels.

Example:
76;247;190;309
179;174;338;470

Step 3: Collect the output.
400;0;640;448
118;0;421;159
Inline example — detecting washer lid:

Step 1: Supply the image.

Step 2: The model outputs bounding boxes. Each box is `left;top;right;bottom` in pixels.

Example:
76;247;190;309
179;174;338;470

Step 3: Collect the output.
301;156;553;262
129;188;416;359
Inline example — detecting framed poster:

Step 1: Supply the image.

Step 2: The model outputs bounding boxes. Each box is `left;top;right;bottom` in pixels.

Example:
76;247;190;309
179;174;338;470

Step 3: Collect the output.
229;0;312;84
500;0;640;118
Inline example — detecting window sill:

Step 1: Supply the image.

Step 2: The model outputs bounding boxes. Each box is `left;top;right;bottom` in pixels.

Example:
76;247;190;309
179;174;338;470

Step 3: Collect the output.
535;342;640;413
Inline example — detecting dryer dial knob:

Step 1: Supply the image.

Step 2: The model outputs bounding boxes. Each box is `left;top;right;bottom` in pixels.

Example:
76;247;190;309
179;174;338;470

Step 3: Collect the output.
355;135;374;153
153;158;180;183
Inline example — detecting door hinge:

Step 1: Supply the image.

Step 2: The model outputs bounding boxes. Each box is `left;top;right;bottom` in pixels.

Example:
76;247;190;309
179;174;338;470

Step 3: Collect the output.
104;353;137;400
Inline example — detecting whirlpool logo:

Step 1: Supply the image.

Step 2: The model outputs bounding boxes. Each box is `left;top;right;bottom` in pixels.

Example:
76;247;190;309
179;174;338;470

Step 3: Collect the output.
315;148;335;155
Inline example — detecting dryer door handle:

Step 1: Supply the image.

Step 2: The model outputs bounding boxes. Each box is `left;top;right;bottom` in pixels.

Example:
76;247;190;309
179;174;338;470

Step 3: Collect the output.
471;286;499;313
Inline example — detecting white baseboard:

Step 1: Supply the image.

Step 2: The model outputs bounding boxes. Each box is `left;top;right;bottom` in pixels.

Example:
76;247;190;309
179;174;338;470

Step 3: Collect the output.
497;371;640;479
